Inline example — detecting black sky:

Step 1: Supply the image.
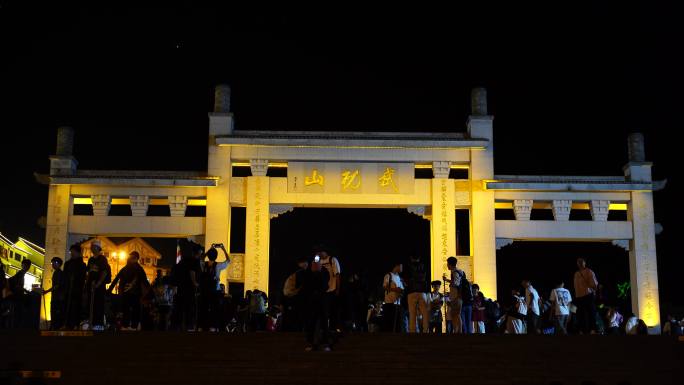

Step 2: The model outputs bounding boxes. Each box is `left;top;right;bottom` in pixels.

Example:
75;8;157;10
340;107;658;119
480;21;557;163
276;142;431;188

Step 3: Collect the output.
0;4;682;305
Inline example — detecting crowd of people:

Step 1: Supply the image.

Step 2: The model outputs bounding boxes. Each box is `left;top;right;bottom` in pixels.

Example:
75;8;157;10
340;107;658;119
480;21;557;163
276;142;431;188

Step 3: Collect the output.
2;240;683;349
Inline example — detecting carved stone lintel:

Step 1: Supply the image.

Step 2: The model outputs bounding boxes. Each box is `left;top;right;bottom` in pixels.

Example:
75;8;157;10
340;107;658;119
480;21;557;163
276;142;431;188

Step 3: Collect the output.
129;195;150;217
612;239;631;251
270;205;294;219
250;159;269;177
432;161;451;179
496;238;514;250
513;199;533;221
91;195;110;216
552;200;572;221
168;196;188;217
591;200;610;221
407;206;431;220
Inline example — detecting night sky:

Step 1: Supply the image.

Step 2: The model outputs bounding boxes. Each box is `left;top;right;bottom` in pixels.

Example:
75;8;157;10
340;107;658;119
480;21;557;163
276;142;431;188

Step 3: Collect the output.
1;4;681;308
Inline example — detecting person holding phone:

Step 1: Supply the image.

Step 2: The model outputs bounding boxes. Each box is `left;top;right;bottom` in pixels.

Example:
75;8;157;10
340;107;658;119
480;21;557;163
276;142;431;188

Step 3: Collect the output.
199;243;230;332
301;257;330;351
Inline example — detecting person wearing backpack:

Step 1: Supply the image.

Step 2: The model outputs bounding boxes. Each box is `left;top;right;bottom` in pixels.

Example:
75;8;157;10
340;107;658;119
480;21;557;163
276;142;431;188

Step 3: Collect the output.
549;281;572;335
505;288;527;334
247;289;268;331
522;280;541;334
405;255;430;333
444;256;464;334
460;271;474;334
107;251;150;331
282;256;308;331
85;239;111;331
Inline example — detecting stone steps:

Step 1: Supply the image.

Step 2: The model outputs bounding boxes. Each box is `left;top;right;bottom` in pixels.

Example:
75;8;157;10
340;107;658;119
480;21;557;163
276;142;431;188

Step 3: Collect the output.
3;332;682;385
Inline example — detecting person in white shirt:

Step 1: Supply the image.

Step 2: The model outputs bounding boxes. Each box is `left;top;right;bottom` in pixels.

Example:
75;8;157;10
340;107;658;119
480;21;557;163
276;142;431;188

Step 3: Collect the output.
625;313;639;335
382;261;404;332
317;247;341;332
522;280;541;335
549;281;572;335
506;288;527;334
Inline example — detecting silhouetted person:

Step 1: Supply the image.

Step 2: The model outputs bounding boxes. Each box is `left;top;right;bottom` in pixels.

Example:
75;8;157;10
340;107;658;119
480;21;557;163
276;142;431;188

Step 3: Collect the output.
85;239;111;331
316;246;341;332
636;319;648;335
152;269;163;287
7;259;32;328
405;255;429;333
199;244;230;332
63;244;86;329
445;256;464;334
283;256;308;331
573;257;598;334
247;289;268;331
302;258;330;351
42;257;65;330
153;275;175;331
663;314;682;336
108;251;149;330
173;239;201;331
0;263;7;328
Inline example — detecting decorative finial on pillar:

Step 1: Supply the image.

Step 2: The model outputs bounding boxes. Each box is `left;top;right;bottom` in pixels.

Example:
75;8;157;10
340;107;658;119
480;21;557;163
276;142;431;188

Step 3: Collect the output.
56;126;74;156
628;133;646;162
213;84;231;113
471;87;487;116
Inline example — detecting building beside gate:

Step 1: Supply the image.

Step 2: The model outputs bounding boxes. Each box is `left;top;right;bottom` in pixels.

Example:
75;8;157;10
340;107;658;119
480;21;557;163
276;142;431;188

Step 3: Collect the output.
40;86;663;331
0;232;44;291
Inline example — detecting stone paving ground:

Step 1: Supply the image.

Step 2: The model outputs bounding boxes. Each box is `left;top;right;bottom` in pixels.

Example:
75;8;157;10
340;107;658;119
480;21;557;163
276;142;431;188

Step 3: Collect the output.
2;332;682;385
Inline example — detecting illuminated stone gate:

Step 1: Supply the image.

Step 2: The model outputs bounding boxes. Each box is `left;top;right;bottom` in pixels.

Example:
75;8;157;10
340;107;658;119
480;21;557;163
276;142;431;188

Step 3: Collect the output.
41;86;663;331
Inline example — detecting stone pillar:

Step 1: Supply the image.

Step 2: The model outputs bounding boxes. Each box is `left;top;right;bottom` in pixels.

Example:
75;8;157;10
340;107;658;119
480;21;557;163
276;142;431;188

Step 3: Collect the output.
468;87;497;299
50;127;78;176
213;84;231;113
206;84;234;286
623;134;660;332
42;185;72;328
244;175;270;294
430;162;456;284
628;191;661;333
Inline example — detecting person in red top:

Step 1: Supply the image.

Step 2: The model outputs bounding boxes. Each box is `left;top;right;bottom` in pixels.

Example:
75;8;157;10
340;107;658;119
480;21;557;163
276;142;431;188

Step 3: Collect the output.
573;257;599;334
471;284;486;334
